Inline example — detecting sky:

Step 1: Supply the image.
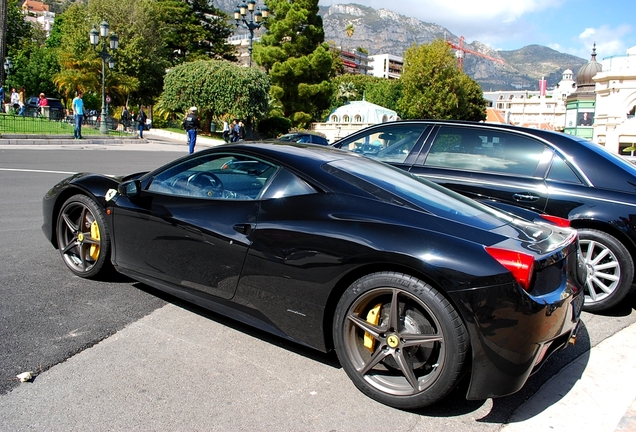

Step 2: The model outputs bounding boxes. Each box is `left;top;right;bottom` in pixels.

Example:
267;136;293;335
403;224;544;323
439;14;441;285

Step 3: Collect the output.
317;0;636;60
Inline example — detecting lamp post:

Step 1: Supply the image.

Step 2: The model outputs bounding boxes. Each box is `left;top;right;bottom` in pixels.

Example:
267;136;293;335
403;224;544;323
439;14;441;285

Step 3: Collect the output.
89;20;118;134
234;1;269;67
3;56;12;84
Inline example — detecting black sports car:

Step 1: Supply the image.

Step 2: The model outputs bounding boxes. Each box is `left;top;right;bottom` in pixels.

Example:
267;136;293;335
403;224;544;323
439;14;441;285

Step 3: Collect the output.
333;120;636;312
42;142;584;409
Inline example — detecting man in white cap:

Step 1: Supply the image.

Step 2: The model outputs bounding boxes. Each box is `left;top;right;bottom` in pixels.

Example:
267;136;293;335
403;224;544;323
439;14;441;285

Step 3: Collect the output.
183;106;201;154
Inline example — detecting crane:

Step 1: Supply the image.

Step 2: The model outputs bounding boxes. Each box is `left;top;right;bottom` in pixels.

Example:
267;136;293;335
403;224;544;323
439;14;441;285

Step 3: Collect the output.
446;36;505;70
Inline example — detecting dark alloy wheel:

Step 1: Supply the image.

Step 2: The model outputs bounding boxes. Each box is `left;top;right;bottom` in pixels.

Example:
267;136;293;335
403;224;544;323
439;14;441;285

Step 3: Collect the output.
578;229;634;312
56;194;111;278
333;272;468;409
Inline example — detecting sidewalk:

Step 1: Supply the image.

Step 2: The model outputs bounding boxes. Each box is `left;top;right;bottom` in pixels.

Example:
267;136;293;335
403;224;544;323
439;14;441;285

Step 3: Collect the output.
503;321;636;432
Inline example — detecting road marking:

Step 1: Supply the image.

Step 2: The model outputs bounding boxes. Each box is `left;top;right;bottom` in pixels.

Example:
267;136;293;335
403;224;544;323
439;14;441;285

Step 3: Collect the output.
0;168;76;175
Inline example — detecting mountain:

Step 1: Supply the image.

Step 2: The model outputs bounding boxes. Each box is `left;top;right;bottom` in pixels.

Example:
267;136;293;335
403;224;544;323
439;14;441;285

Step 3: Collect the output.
218;1;589;91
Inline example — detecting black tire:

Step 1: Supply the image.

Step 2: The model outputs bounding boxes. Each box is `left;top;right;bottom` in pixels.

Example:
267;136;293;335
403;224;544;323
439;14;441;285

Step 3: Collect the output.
578;229;634;312
56;194;112;279
333;272;468;409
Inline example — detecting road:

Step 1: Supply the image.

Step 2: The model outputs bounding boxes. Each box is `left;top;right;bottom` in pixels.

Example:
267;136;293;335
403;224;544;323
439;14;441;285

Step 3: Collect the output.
0;143;635;431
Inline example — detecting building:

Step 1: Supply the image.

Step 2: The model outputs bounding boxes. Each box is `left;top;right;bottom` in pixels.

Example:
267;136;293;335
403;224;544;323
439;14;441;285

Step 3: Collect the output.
593;46;636;154
21;0;54;35
368;54;403;79
337;48;372;75
311;98;399;143
482;69;577;131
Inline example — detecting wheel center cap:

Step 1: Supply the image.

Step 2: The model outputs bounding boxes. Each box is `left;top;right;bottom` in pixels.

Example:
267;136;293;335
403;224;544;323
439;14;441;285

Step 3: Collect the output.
387;334;400;348
77;232;84;242
586;263;594;277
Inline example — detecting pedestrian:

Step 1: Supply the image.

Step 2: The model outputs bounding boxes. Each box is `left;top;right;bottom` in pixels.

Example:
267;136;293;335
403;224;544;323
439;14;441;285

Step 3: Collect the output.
10;88;19;111
19;86;25;104
137;107;147;139
72;91;85;139
121;106;130;131
0;85;5;106
231;119;240;142
238;121;246;141
222;117;230;143
38;93;48;116
182;106;200;154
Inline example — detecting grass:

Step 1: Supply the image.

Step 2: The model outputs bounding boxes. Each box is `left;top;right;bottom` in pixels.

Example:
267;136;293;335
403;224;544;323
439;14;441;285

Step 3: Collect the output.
0;113;126;136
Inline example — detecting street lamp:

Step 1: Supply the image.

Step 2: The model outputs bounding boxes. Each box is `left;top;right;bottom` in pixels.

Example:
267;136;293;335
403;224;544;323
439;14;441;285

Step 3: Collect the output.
3;57;12;84
234;1;269;67
89;20;119;134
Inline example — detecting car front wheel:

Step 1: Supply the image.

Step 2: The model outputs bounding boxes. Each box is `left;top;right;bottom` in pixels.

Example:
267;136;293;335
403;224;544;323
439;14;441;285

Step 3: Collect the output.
56;194;111;279
578;228;634;312
333;272;468;409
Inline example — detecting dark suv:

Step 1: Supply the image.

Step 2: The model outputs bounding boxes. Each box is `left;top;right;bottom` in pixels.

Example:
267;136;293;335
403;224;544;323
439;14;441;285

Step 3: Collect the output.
333;120;636;312
25;97;65;120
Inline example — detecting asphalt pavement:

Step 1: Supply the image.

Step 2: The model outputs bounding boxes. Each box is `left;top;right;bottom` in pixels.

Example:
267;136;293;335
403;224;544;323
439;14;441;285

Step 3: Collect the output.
1;131;636;431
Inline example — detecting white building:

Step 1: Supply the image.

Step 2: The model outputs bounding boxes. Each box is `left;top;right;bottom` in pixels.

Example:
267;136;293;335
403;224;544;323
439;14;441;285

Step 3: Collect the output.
368;54;403;79
482;69;577;130
311;98;399;143
593;46;636;154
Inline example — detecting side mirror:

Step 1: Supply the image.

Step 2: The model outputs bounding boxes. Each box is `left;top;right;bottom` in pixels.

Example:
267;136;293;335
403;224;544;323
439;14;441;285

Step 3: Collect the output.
118;180;141;198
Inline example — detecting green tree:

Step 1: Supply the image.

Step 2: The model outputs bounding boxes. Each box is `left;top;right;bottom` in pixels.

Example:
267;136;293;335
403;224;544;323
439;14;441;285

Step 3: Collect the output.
160;59;270;133
3;0;35;88
365;78;403;116
154;0;235;65
397;39;486;121
253;0;335;127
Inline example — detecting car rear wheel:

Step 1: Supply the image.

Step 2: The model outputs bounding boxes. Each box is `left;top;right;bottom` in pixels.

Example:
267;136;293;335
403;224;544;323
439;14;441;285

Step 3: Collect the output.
56;194;111;278
333;272;468;409
578;229;634;312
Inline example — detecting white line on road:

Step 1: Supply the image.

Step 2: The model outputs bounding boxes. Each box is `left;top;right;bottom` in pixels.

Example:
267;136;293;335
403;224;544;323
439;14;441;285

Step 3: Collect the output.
0;168;76;175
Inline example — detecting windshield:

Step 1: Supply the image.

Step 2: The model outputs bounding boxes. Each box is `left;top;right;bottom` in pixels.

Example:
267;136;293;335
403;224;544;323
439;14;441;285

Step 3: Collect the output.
325;158;512;230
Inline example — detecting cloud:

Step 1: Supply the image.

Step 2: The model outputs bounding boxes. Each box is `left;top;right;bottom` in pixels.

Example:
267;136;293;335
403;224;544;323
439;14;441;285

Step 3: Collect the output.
577;24;633;58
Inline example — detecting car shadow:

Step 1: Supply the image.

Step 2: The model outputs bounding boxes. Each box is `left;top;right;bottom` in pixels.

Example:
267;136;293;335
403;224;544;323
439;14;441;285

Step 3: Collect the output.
130;281;342;369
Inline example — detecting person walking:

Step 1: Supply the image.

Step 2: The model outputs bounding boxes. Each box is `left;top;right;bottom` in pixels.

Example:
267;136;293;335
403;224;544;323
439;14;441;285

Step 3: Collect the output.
137;107;147;139
10;88;19;111
231;119;240;142
183;106;200;154
72;91;85;139
222;117;230;143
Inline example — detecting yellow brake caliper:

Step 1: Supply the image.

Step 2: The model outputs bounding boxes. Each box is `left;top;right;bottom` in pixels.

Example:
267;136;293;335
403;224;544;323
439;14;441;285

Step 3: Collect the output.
89;220;100;260
364;303;382;352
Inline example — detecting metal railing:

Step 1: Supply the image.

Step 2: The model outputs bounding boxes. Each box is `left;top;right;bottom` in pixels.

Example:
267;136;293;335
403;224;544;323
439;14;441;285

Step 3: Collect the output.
0;113;129;136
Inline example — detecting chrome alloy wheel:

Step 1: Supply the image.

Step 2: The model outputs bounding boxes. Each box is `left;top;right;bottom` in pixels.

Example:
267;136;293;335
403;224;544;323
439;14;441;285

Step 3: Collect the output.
341;287;446;397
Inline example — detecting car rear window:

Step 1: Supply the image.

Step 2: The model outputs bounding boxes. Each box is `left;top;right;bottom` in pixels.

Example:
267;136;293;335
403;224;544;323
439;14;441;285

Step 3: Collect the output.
325;158;510;230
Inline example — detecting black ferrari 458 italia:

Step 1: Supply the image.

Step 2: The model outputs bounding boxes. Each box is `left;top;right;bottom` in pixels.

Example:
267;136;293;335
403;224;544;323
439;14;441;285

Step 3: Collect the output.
42;142;585;409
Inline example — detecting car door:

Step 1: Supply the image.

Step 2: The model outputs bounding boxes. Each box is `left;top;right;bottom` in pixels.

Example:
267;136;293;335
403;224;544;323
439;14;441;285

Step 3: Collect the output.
411;125;551;214
110;152;276;300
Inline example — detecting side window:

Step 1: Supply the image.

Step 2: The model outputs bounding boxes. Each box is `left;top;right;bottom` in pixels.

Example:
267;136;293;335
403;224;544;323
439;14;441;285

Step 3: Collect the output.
335;125;428;164
148;153;277;200
547;154;582;184
424;126;545;177
260;168;317;199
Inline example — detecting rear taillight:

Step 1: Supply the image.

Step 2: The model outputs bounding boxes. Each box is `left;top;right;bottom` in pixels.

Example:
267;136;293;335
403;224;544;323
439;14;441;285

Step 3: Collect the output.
540;215;571;227
485;247;535;291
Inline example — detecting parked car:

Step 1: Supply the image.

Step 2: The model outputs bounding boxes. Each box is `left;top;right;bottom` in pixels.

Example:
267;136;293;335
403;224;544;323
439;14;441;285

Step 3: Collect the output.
24;96;65;120
332;120;636;312
274;132;329;145
42;142;584;410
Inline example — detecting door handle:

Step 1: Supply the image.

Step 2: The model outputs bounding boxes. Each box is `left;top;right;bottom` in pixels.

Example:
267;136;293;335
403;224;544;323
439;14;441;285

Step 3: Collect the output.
233;223;253;235
512;193;540;202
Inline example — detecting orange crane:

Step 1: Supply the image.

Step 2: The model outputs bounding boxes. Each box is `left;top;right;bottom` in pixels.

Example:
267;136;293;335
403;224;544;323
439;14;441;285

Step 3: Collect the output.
446;36;505;70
